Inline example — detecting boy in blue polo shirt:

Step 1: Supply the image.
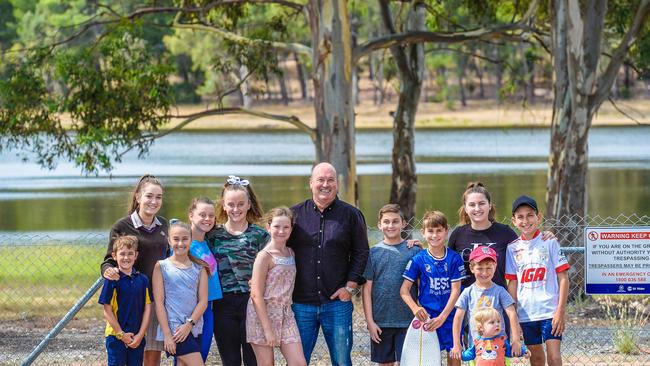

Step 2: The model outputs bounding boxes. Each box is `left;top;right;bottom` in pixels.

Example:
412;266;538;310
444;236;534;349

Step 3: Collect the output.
401;211;466;366
99;235;152;366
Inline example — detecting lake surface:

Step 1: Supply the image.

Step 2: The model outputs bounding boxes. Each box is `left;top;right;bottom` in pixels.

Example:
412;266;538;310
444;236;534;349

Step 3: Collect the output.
1;127;649;235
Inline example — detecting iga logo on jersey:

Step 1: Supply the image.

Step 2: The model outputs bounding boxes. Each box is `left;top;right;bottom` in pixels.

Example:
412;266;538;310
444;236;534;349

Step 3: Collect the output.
520;264;547;287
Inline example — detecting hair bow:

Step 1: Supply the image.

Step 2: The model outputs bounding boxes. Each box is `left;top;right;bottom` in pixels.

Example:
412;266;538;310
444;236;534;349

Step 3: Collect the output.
227;175;250;186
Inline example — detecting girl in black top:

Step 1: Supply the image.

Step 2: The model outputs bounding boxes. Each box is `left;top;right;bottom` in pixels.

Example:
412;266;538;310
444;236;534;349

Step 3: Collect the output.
448;182;517;288
101;174;168;366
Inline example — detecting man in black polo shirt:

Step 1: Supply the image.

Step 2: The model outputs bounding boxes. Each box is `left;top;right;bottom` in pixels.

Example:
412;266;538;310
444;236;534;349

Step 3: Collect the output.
288;162;369;366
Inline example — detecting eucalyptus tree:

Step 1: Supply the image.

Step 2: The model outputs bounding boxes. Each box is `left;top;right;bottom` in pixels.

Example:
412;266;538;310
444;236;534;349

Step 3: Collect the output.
546;0;650;221
373;0;539;224
0;0;542;207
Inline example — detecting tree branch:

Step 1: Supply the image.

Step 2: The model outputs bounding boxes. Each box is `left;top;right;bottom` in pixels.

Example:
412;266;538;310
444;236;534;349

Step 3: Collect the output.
166;108;314;140
378;0;410;72
608;97;648;125
353;0;540;64
594;0;650;107
602;52;642;75
209;0;305;11
354;27;531;63
427;46;517;72
172;18;312;56
116;107;315;159
9;2;307;54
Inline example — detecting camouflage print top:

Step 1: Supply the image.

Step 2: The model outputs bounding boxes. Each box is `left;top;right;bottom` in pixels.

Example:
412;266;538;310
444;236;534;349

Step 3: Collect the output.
206;224;270;293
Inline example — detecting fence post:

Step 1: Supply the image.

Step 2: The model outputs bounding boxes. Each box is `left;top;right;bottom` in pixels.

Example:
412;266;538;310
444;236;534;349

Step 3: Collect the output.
21;276;104;366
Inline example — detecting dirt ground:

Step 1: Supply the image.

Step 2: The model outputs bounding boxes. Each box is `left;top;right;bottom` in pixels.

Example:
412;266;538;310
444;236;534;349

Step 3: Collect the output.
161;97;650;131
3;298;649;366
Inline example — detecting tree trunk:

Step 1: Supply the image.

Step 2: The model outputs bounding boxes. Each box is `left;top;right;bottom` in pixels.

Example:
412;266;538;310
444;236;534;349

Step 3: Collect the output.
278;54;290;105
547;0;610;221
457;52;468;107
523;43;536;104
547;0;650;296
473;59;486;99
623;64;632;98
374;54;386;105
238;64;253;108
308;0;357;204
381;0;425;226
294;52;309;100
494;47;503;103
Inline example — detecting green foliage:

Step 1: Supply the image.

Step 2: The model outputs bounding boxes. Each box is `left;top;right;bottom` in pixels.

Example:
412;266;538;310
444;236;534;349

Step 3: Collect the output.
0;26;173;174
0;0;18;50
13;0;91;47
637;32;650;80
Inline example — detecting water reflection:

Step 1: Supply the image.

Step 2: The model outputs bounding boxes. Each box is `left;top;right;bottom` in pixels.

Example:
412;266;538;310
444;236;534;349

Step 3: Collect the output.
1;127;649;232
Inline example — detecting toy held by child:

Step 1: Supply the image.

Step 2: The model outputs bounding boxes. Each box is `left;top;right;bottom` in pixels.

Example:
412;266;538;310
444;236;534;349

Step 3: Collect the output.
246;207;306;366
401;211;466;366
461;307;529;365
152;221;209;366
99;235;152;366
506;195;569;366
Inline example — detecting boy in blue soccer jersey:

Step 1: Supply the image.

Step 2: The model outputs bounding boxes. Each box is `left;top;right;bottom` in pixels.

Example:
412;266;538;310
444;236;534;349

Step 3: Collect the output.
99;235;152;366
401;211;466;366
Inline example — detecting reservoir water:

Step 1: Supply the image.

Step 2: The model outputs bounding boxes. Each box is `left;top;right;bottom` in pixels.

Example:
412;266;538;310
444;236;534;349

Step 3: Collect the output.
1;126;649;235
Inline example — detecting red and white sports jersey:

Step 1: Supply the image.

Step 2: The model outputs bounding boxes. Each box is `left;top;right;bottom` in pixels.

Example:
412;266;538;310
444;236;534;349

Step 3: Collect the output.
505;232;570;322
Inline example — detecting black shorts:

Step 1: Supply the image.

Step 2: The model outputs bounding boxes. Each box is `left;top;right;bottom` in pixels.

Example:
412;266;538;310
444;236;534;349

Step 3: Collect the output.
370;327;407;363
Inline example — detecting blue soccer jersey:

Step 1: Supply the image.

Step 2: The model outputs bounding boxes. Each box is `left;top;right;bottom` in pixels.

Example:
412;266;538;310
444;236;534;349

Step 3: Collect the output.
403;248;466;315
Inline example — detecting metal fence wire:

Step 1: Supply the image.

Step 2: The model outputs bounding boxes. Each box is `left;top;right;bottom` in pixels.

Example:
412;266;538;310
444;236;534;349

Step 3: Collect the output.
1;214;649;365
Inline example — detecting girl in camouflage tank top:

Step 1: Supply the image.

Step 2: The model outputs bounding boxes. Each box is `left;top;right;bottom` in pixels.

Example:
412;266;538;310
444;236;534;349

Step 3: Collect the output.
206;176;268;366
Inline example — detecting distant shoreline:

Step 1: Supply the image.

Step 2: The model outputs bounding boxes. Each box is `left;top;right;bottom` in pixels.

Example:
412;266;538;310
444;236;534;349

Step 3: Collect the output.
160;98;650;131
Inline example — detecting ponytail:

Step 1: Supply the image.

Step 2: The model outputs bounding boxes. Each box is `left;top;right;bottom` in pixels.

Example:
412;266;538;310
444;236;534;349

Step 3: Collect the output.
128;174;163;214
457;181;497;225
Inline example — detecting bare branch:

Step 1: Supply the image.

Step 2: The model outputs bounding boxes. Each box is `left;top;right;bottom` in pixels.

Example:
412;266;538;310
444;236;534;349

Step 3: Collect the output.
608;97;648;125
354;0;539;64
426;46;517;72
216;69;255;107
172;18;312;55
117;107;315;159
594;0;650;107
354;27;531;63
207;0;305;11
601;52;642;75
532;32;551;54
378;0;409;71
163;108;315;141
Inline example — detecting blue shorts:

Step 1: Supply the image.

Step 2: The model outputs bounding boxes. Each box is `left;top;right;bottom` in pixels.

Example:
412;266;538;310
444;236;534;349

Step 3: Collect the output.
370;327;407;363
165;334;202;358
521;318;562;345
426;308;455;351
106;335;145;366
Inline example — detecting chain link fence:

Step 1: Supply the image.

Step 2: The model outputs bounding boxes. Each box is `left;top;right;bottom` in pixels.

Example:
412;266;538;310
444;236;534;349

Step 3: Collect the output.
1;214;649;365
